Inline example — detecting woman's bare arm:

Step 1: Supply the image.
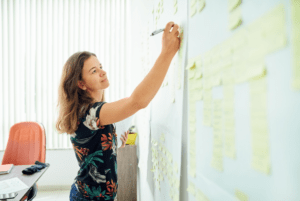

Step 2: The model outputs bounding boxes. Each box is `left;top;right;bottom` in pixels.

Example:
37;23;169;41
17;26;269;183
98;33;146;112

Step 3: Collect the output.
99;22;180;126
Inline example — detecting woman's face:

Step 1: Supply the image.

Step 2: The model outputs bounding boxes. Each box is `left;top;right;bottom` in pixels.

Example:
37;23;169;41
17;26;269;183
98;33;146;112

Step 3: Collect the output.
79;56;109;92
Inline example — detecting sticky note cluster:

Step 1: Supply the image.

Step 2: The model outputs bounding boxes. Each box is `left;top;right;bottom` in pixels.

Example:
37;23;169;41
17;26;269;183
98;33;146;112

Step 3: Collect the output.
155;0;164;27
187;55;202;177
150;137;180;201
177;28;185;90
235;189;249;201
187;4;286;175
211;99;223;171
291;0;300;90
201;4;286;89
250;77;271;174
223;84;236;159
174;0;178;14
203;89;212;127
190;0;206;18
187;181;210;201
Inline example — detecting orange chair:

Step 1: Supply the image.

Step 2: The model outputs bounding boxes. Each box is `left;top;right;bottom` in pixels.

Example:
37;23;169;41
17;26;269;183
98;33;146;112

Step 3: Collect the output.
2;122;46;201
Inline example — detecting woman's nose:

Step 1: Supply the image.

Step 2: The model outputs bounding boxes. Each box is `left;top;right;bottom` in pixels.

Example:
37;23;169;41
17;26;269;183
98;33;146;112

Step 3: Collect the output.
100;70;106;77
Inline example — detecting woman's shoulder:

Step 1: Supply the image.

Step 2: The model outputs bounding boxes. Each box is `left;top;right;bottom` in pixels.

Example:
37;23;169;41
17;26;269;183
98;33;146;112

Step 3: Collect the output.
77;101;114;132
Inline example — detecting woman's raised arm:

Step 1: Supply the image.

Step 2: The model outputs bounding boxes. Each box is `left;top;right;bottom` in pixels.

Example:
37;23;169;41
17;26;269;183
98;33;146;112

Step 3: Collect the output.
99;22;180;126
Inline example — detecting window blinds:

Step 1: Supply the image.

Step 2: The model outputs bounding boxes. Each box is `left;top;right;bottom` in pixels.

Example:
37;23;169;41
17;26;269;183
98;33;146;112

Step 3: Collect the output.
0;0;131;150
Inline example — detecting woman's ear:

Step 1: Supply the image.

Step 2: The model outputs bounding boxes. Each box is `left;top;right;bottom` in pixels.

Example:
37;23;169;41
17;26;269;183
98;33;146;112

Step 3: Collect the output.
78;80;87;90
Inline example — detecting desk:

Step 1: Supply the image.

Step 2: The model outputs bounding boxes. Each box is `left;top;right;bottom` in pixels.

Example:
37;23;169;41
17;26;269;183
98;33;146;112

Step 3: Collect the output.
0;165;49;201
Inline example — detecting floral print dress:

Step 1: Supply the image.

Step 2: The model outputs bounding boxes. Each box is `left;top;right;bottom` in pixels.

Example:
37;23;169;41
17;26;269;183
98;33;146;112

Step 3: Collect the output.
70;102;118;201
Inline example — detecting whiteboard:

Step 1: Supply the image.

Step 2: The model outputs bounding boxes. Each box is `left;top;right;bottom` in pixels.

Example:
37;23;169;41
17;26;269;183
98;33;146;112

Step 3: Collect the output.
148;0;188;201
187;0;300;200
132;0;300;200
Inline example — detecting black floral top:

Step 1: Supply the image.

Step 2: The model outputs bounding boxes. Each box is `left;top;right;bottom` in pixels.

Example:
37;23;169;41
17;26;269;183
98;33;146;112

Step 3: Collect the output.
70;102;118;201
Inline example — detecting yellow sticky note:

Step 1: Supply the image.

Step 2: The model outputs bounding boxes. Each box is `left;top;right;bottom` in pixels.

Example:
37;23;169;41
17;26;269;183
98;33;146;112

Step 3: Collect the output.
190;6;197;17
198;0;206;13
187;59;196;70
174;163;179;174
195;71;203;79
250;77;267;94
194;55;202;67
195;79;203;89
189;70;196;80
229;6;242;30
248;62;267;81
191;0;197;6
194;91;203;101
292;0;300;90
264;32;287;55
235;189;248;201
228;0;241;12
160;133;165;142
174;6;178;14
196;189;210;201
187;182;196;196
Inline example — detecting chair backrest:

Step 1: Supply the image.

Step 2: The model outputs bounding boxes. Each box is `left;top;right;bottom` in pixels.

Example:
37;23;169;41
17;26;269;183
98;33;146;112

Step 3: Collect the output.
2;122;46;165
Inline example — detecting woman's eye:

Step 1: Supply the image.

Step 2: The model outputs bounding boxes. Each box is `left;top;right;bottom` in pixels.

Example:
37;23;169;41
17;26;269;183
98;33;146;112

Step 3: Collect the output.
100;66;103;69
93;70;96;73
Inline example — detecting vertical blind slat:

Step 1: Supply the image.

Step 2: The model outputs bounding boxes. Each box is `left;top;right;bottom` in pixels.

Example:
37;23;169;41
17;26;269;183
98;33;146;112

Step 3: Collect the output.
42;0;48;148
89;0;94;53
47;0;53;149
59;0;67;148
84;0;89;51
20;0;26;122
25;0;30;122
126;0;131;97
3;0;9;149
58;0;63;149
106;1;110;102
14;0;20;124
30;0;36;121
74;0;79;52
100;0;105;72
116;0;120;101
0;0;3;150
52;0;57;149
8;0;15;130
111;0;115;102
94;0;100;59
63;0;69;148
36;0;42;124
120;0;125;99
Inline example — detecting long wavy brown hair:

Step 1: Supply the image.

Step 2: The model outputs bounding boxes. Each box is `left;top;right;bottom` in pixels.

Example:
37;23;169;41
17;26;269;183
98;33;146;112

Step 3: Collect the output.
56;51;106;134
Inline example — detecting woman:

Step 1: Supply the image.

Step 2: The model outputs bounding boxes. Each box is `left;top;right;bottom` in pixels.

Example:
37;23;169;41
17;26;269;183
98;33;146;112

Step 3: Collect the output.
56;21;180;201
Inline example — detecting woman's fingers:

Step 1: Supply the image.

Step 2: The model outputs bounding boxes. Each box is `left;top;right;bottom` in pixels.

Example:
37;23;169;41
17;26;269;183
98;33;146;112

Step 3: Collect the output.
120;132;129;148
171;24;179;35
164;21;174;34
121;134;127;143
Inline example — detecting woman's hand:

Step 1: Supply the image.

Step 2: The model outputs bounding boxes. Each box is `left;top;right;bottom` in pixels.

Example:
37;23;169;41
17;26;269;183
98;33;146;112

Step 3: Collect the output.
120;130;129;148
161;21;181;58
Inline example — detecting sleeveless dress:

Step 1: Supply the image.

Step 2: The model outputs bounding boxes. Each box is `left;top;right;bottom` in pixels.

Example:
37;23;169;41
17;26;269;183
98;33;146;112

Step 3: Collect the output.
69;102;118;201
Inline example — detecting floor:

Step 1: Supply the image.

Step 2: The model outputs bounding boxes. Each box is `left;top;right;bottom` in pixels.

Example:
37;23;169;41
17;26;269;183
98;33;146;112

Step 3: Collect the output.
34;190;70;201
